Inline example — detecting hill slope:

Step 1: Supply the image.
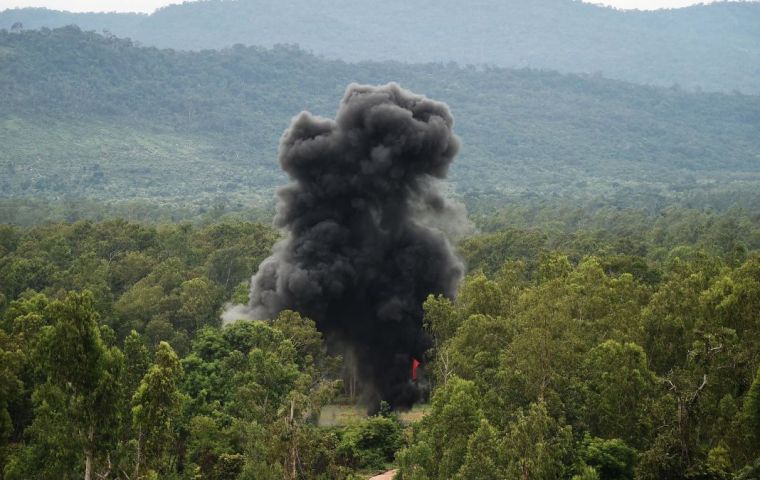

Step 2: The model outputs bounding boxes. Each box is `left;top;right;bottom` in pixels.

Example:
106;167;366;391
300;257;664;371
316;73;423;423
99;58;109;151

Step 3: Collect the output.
2;0;760;93
1;27;759;211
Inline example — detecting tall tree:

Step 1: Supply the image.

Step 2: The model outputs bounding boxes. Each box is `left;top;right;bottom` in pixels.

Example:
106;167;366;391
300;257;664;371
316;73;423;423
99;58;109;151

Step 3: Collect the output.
131;341;184;478
35;291;123;480
744;367;760;458
454;418;501;480
503;399;573;480
582;340;658;448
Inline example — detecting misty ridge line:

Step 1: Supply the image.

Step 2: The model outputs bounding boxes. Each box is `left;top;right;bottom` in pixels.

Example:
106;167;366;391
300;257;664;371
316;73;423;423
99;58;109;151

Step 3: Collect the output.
5;0;757;14
2;0;760;93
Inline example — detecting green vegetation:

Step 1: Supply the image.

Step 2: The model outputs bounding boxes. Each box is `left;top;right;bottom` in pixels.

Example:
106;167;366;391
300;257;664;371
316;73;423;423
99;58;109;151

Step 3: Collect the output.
1;10;760;479
397;206;760;479
2;0;760;92
1;27;760;224
2;205;760;478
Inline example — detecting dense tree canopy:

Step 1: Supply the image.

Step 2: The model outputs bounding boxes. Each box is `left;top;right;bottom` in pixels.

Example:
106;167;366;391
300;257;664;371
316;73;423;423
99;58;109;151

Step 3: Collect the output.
1;27;759;225
1;206;760;478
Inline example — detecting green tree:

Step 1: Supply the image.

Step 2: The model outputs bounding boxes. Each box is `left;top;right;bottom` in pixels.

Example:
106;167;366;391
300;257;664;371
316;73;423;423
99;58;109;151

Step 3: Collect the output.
0;329;23;468
454;418;501;480
131;341;184;478
397;377;483;479
503;399;573;480
744;367;760;456
579;436;636;480
123;330;150;397
336;415;403;470
271;310;327;367
176;277;224;333
572;465;601;480
185;415;241;480
583;341;658;447
33;291;123;480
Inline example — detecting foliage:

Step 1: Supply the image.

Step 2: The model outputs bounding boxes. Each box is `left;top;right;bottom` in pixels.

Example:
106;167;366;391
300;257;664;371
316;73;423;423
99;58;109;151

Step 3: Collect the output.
131;341;184;477
399;207;760;479
2;206;760;477
336;415;403;470
579;436;637;480
1;27;760;224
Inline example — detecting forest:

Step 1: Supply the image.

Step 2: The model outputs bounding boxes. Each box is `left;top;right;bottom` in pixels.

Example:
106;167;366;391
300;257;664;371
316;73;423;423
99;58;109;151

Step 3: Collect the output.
2;0;760;92
2;5;760;479
2;27;760;226
1;204;760;479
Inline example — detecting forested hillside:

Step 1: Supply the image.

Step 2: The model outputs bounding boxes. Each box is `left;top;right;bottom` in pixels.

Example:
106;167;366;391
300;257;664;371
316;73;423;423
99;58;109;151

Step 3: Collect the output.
2;0;760;92
2;206;760;478
2;27;759;225
3;0;760;478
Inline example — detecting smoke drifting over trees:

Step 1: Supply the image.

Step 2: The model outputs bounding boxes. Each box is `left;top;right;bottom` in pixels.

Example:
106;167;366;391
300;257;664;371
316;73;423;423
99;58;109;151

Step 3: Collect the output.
227;83;465;408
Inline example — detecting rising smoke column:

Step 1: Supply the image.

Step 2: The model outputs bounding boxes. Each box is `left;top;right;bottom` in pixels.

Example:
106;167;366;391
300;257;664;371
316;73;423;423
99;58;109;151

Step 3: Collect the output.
236;83;464;408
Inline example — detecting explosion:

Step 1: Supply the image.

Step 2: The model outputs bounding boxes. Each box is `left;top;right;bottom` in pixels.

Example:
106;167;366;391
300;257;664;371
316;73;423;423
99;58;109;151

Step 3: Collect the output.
227;83;465;408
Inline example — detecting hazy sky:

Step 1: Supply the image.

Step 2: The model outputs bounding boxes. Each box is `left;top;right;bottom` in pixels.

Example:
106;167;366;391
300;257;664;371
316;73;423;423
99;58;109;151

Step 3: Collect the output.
0;0;750;13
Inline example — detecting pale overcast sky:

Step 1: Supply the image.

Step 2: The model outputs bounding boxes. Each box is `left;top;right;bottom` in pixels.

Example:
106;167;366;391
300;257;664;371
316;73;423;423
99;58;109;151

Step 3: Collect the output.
0;0;751;13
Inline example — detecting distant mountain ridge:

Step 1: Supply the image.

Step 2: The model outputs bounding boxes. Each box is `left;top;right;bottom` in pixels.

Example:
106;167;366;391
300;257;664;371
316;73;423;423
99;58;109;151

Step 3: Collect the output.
1;27;759;211
1;0;760;93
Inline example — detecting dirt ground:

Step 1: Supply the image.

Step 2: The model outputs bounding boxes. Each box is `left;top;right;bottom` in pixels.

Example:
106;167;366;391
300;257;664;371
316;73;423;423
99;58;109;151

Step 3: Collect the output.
368;469;397;480
317;404;430;427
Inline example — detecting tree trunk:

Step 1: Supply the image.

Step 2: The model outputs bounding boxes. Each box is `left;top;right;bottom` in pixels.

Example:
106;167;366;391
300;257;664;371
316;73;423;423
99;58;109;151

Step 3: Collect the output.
133;429;143;480
84;427;95;480
290;399;297;480
84;452;92;480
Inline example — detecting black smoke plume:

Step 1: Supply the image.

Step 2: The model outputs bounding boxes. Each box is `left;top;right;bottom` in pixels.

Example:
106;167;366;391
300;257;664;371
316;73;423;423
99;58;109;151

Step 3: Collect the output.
229;83;464;408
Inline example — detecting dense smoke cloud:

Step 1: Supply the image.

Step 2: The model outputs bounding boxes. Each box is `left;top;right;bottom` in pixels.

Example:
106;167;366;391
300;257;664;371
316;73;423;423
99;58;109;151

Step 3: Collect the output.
227;83;465;408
